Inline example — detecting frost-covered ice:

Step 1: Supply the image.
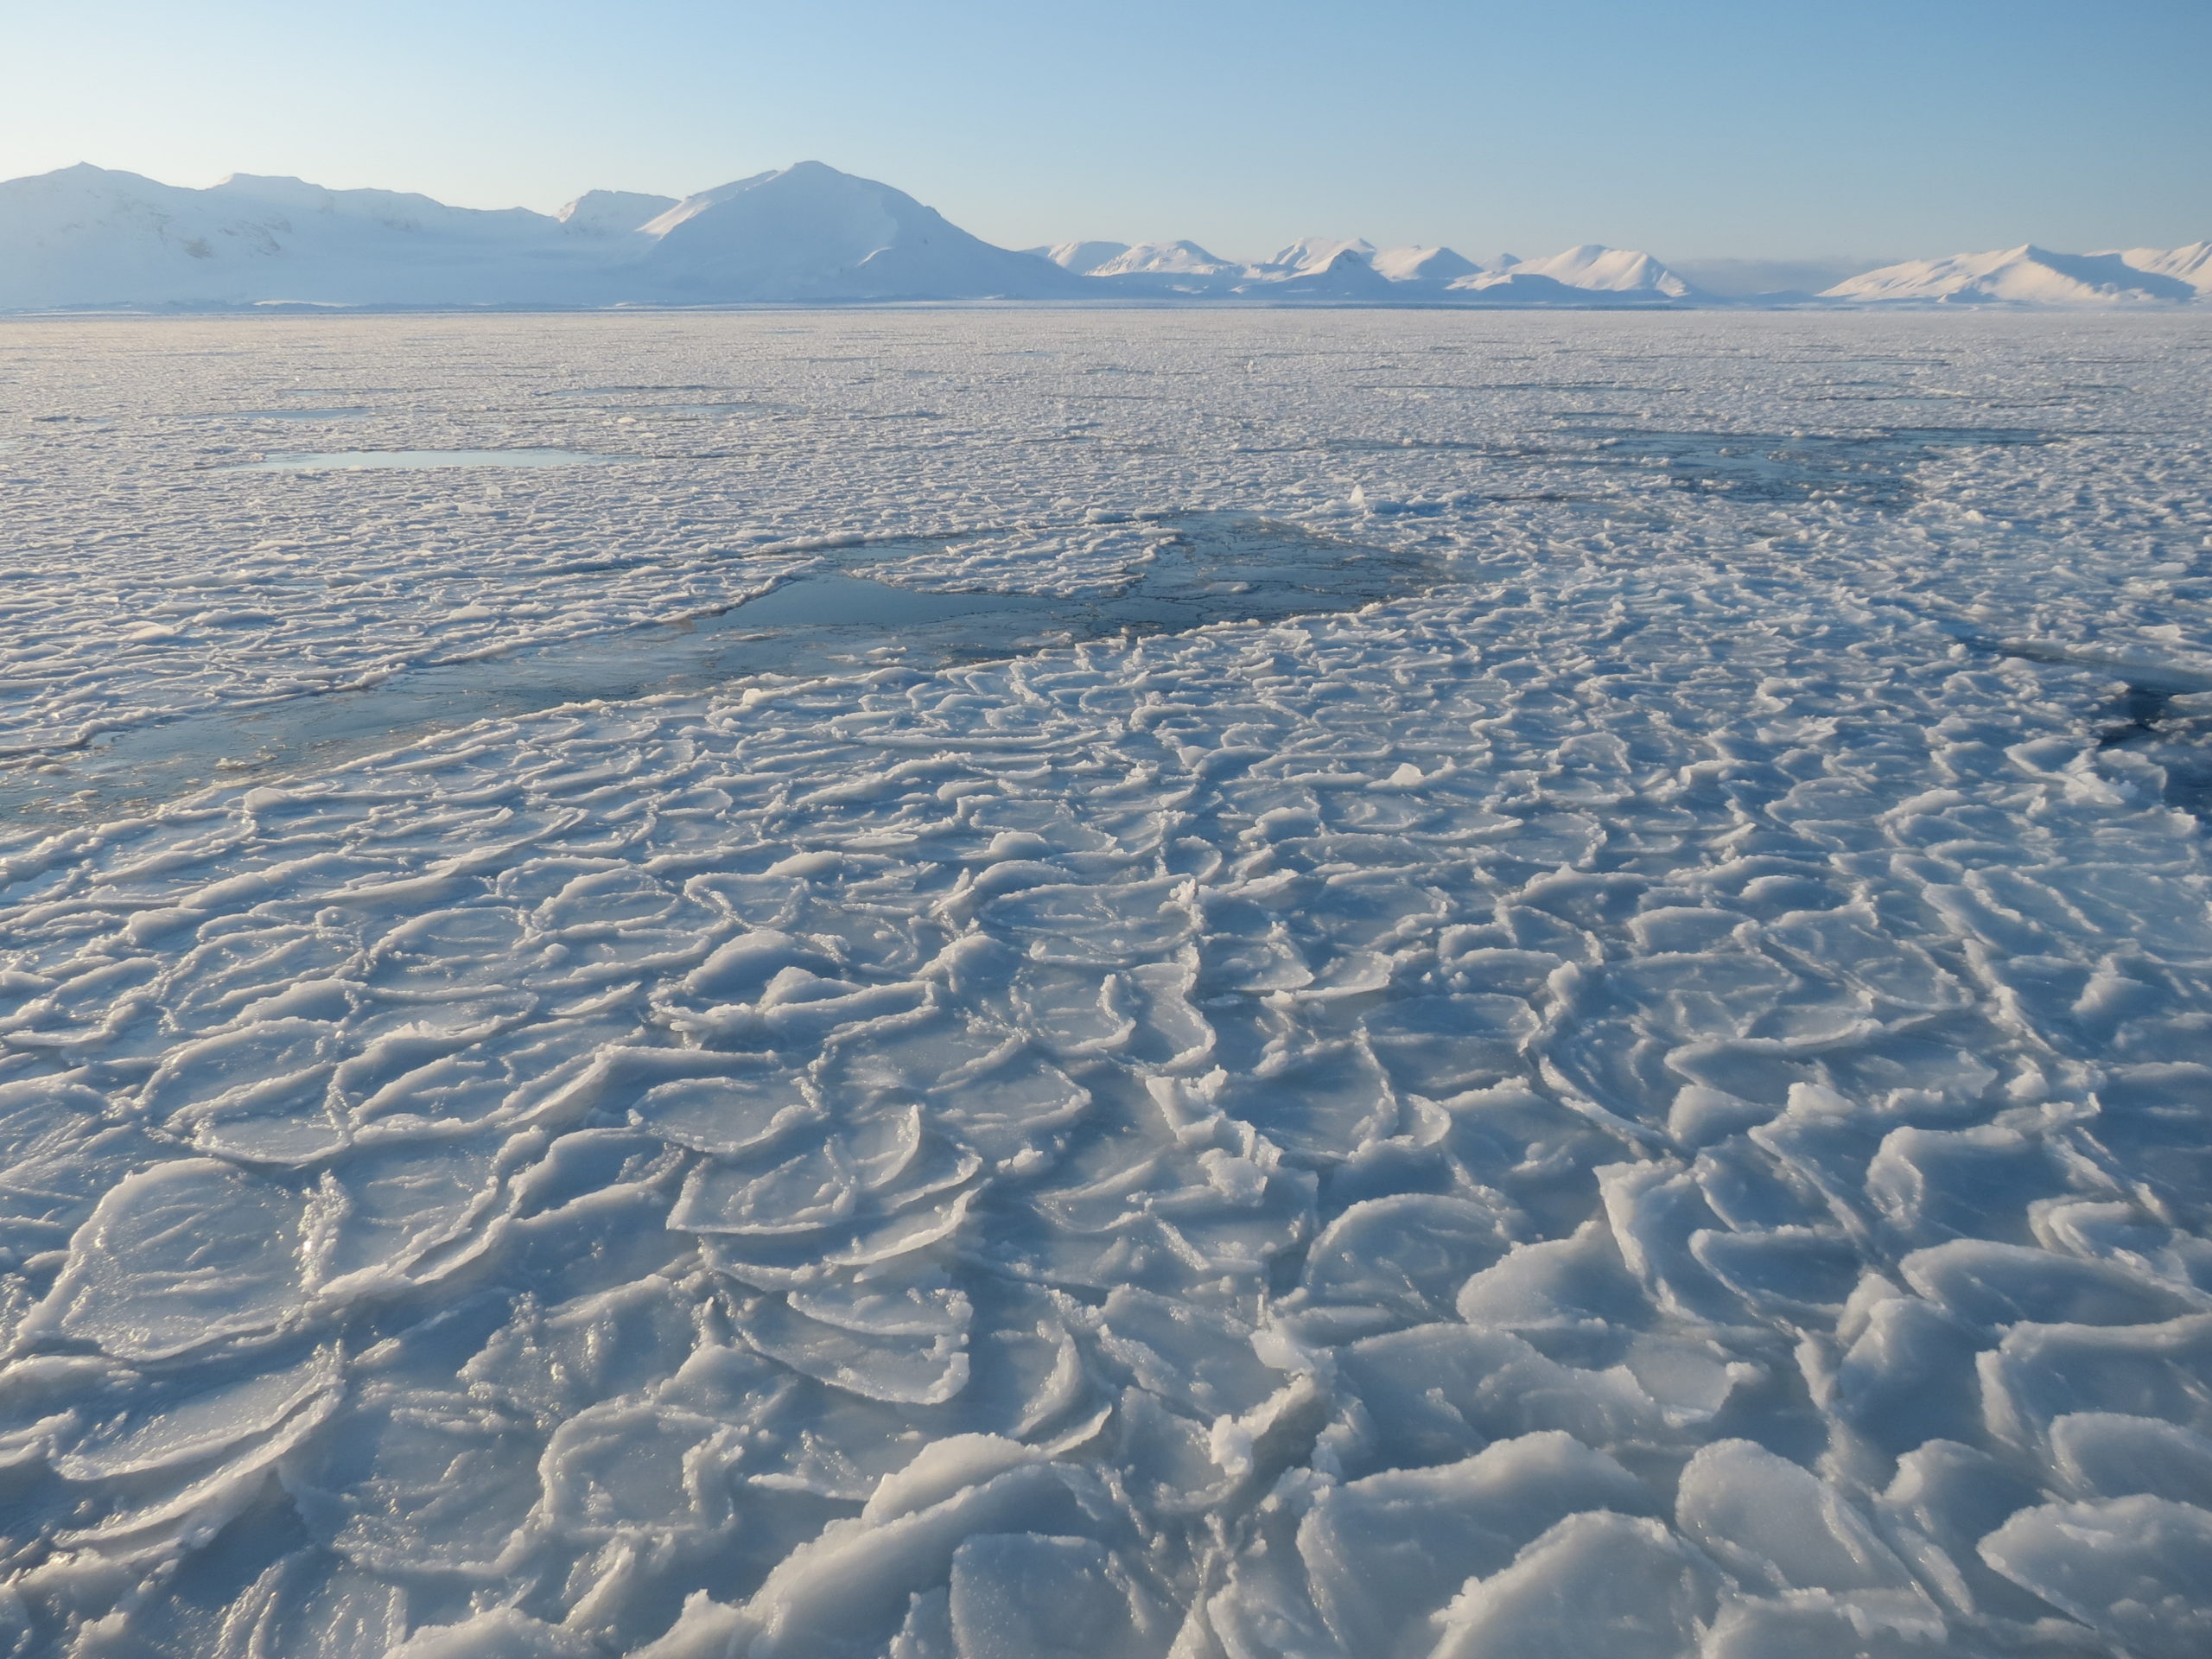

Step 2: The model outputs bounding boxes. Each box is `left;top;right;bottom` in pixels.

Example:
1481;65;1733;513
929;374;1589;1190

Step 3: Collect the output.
2;309;2211;1658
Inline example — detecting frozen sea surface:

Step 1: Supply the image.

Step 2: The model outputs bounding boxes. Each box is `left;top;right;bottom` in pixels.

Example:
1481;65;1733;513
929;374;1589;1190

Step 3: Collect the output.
2;310;2210;1658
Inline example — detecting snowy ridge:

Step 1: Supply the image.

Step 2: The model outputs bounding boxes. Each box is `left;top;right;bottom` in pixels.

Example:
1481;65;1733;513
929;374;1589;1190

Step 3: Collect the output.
1491;243;1701;299
1037;235;1696;305
0;163;619;309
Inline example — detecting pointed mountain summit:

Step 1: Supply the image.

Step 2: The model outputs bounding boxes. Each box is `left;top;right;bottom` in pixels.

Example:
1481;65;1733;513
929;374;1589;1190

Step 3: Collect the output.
1089;240;1240;277
632;162;1080;302
1822;245;2197;306
1258;237;1378;277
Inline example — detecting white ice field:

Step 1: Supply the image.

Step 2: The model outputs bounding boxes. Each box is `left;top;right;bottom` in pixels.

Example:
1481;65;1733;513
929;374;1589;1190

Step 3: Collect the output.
2;309;2210;1659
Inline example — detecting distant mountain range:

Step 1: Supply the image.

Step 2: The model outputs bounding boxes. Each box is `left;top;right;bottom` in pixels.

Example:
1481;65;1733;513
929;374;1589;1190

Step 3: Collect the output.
1;160;2203;312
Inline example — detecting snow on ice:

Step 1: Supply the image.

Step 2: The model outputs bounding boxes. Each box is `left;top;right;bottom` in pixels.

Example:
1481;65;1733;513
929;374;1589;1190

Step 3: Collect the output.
0;307;2210;1657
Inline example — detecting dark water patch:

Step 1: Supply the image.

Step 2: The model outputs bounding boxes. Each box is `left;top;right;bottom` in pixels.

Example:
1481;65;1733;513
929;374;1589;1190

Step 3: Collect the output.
709;575;1052;630
1540;424;2057;509
3;515;1434;828
1315;423;2058;510
2099;687;2212;820
2102;682;2177;736
1796;392;1973;404
1944;625;2212;822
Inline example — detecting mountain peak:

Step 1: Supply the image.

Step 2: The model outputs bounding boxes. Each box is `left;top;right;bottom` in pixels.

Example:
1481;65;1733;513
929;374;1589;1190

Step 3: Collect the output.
1090;240;1238;277
633;163;1079;302
1264;237;1377;275
13;162;168;193
1372;245;1484;283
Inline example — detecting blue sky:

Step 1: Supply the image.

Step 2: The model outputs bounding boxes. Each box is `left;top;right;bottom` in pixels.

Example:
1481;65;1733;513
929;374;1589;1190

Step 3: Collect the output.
3;0;2205;262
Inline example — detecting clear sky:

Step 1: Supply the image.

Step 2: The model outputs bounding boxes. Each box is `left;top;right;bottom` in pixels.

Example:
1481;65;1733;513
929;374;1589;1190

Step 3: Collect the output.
3;0;2205;264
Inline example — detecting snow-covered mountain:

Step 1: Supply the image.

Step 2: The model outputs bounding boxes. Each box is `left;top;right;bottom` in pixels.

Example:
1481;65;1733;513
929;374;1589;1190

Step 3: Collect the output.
1496;244;1700;300
1370;245;1484;283
1239;247;1394;300
0;164;615;308
1821;245;2198;307
1255;237;1377;277
1;158;2199;311
1089;240;1240;277
0;161;1076;308
1225;238;1695;304
1446;269;1650;305
631;162;1077;301
1663;256;1885;302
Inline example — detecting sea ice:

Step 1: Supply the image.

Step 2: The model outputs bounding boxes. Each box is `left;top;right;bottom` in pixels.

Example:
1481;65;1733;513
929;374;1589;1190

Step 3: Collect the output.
0;308;2208;1656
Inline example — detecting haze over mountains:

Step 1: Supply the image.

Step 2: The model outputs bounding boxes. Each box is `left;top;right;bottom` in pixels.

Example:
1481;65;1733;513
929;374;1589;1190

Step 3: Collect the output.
1;159;2203;312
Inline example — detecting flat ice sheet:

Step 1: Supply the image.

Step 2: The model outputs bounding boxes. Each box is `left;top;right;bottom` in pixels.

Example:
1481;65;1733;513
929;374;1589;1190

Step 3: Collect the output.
1;309;2209;1658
